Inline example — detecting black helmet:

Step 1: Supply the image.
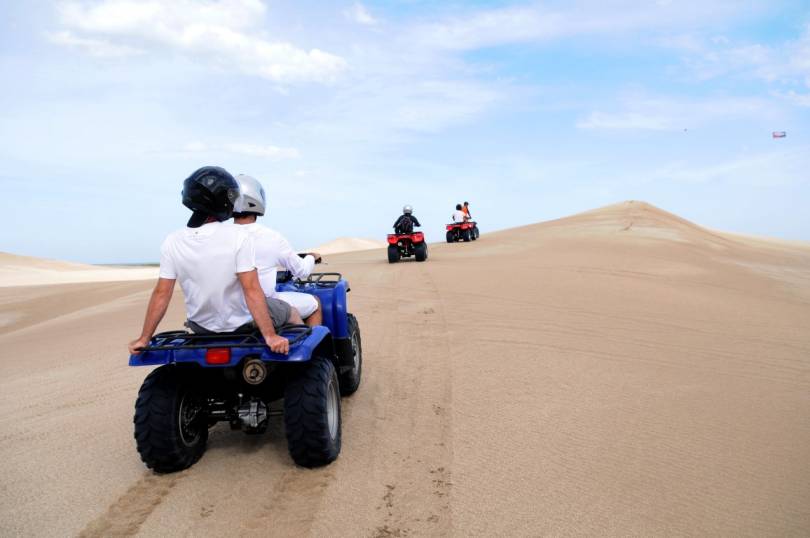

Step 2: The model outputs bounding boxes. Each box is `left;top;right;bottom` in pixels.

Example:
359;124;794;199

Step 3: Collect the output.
182;166;239;227
456;203;463;210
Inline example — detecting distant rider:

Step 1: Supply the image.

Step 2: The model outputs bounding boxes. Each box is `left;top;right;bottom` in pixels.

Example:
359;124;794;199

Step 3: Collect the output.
128;166;293;355
452;204;468;223
231;174;322;327
463;201;472;220
393;205;421;235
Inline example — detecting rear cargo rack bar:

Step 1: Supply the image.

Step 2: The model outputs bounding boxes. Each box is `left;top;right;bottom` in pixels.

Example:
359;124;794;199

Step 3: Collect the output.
138;325;312;351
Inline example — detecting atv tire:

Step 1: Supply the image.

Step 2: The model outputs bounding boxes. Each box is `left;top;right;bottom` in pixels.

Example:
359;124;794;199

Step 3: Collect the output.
414;242;428;262
134;365;208;473
446;231;454;243
473;226;480;240
387;245;399;263
284;358;341;467
338;314;362;396
461;228;471;242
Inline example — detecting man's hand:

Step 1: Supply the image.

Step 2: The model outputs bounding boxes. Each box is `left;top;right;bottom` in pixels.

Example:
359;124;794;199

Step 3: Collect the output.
310;252;322;264
266;334;289;354
128;278;175;355
128;336;150;355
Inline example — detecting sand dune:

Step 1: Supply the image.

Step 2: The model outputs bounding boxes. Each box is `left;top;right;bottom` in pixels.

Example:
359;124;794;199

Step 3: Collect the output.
309;236;386;255
1;201;809;536
0;252;158;287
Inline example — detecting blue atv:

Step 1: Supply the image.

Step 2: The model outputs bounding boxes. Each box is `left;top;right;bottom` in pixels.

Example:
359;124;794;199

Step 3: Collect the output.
129;271;362;473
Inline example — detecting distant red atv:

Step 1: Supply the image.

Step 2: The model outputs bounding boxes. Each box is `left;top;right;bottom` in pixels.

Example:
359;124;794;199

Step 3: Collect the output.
446;221;480;243
387;231;428;263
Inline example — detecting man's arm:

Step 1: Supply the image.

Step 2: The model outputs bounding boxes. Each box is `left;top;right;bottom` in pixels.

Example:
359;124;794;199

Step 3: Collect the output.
238;269;289;354
278;236;315;280
128;278;175;354
412;216;421;227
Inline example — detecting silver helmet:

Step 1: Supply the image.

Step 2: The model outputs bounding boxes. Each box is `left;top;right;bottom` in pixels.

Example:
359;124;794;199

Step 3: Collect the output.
403;205;413;215
233;174;267;216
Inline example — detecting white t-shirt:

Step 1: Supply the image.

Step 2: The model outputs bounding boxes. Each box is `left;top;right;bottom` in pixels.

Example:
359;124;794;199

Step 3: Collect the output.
159;221;256;332
452;210;467;223
237;223;315;298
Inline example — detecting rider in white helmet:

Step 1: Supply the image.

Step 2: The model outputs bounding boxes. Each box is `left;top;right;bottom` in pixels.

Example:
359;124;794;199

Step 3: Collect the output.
393;205;421;235
231;174;322;327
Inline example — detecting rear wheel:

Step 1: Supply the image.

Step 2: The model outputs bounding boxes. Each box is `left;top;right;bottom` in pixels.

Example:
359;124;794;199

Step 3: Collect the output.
338;314;362;396
284;358;341;467
387;245;399;263
446;231;454;243
414;242;428;262
134;366;208;473
461;228;471;242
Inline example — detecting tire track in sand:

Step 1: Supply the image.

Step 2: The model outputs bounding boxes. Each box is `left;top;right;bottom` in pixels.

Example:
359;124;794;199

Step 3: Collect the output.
239;468;335;536
78;471;182;537
367;259;455;537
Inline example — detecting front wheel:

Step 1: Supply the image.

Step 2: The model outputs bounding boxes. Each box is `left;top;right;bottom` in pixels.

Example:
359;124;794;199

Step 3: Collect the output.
414;242;428;262
387;245;399;263
284;358;341;467
134;366;208;473
473;226;480;239
446;231;454;243
338;314;362;396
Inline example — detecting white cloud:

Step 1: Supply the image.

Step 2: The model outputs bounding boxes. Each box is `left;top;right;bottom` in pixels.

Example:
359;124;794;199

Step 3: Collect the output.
183;141;299;159
345;3;377;25
771;90;810;108
577;95;775;131
410;0;753;51
577;112;673;131
224;143;300;159
47;30;144;57
52;0;346;83
663;23;810;93
652;147;810;187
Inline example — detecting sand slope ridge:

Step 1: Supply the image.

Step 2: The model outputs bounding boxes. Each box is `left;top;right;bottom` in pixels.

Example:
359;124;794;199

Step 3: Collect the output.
1;201;809;537
0;252;158;287
527;200;810;251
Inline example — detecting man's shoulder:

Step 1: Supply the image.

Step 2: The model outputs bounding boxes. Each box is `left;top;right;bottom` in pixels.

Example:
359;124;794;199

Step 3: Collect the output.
162;227;188;245
250;224;284;241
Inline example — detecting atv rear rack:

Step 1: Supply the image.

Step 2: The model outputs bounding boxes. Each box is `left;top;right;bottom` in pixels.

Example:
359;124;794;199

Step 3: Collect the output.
138;325;312;351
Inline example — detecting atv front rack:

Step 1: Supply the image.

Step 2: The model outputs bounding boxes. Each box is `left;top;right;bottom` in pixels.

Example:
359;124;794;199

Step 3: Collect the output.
276;271;343;288
138;325;312;352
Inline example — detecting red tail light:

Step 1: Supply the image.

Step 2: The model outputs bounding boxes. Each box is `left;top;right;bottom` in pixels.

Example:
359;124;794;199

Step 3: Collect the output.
387;234;398;244
446;225;454;231
205;348;231;364
412;232;424;242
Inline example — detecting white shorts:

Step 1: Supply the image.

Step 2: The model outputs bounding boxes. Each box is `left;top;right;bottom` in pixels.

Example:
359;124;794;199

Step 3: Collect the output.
275;291;319;319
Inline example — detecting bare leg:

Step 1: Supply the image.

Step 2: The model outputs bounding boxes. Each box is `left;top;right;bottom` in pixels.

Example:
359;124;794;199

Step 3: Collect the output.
305;297;323;327
288;307;304;326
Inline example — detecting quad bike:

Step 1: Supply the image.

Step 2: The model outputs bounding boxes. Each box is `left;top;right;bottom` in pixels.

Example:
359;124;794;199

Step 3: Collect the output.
129;271;362;473
446;221;480;243
387;231;428;263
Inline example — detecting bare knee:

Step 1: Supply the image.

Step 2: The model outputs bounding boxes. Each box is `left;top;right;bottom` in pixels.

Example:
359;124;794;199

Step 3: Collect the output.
306;296;323;327
288;308;304;325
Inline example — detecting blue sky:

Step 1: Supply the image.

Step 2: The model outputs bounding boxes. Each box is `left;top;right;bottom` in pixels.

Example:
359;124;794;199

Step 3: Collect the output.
1;0;808;263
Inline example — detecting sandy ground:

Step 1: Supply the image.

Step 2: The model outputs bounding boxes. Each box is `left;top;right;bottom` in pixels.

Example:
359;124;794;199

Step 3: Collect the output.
1;201;809;536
